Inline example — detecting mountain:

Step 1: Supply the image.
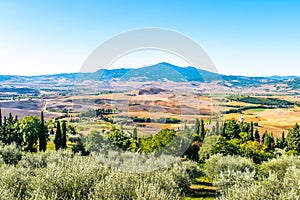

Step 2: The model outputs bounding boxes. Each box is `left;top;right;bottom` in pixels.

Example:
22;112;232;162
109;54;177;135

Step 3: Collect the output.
264;75;299;81
0;63;299;87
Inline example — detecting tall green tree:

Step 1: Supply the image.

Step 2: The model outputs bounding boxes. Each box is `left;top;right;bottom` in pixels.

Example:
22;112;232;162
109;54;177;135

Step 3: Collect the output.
215;120;220;135
39;110;47;152
254;129;260;142
287;123;300;153
248;121;254;141
193;118;201;141
11;115;22;147
223;120;240;139
5;113;15;143
107;129;130;150
280;131;287;149
18;116;40;152
61;121;67;149
85;131;105;152
200;119;206;141
263;132;274;150
221;122;226;137
275;137;280;148
1;112;22;146
262;132;266;144
54;121;62;150
132;127;138;140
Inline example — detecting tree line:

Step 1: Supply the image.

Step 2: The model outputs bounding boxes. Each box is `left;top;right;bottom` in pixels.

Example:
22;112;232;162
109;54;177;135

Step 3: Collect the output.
2;106;300;165
0;108;67;152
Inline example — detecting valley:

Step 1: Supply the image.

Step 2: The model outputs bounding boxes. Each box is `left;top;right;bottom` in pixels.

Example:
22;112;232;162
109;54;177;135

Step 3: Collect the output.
1;63;300;137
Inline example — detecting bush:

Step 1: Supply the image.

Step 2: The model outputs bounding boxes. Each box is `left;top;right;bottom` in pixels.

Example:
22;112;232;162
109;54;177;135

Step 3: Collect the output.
0;166;31;199
91;172;182;200
215;168;255;195
18;152;48;169
217;159;300;200
204;154;255;180
217;167;300;200
258;155;300;180
0;143;22;165
0;148;197;199
31;156;107;199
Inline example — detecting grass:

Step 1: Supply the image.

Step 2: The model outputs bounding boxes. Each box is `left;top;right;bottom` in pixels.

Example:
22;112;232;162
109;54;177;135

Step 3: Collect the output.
46;137;76;151
247;108;266;112
46;139;55;151
185;176;217;200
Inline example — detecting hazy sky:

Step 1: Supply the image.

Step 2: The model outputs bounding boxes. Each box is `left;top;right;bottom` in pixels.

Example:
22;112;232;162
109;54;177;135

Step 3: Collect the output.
0;0;300;76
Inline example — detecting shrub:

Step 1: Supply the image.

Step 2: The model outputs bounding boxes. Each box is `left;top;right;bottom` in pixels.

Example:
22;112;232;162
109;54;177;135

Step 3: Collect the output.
258;155;300;180
0;146;197;199
217;161;300;200
18;152;48;169
204;154;255;180
215;168;255;195
0;143;22;165
0;166;31;199
31;156;107;199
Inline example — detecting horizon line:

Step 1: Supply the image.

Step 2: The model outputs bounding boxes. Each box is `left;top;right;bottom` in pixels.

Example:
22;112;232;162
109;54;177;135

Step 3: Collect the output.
0;62;298;78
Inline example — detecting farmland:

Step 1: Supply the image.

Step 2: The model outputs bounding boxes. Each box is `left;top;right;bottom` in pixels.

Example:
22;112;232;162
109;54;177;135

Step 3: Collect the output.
1;88;300;137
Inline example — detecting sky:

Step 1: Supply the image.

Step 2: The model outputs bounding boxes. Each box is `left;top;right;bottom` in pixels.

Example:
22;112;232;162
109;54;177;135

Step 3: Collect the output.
0;0;300;76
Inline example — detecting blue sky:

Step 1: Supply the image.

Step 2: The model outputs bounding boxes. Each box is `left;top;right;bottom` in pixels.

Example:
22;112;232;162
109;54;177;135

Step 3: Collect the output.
0;0;300;76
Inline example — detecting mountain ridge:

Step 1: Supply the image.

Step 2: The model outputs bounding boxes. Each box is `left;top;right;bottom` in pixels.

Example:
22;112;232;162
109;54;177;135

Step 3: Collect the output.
0;63;299;87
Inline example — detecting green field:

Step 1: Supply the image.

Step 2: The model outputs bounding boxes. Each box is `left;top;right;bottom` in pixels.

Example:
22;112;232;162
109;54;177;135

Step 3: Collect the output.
246;108;266;112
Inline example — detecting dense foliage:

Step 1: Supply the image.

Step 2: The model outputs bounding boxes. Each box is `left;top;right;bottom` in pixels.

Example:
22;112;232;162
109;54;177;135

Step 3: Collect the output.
214;155;300;200
3;105;300;199
230;96;295;107
0;147;197;200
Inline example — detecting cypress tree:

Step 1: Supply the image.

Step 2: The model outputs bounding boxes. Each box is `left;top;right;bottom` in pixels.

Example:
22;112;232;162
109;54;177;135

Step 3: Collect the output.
264;132;274;150
221;122;226;137
132;127;138;140
254;129;260;142
270;133;275;149
199;119;205;141
262;131;266;144
264;133;270;148
7;112;13;122
14;115;18;123
248;121;254;141
61;121;67;149
193;118;200;141
280;131;286;149
194;118;200;135
215;120;220;135
275;137;280;148
39;110;47;152
54;121;62;150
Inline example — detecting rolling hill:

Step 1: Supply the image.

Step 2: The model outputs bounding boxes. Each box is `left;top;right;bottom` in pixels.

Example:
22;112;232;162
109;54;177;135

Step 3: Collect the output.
0;62;298;88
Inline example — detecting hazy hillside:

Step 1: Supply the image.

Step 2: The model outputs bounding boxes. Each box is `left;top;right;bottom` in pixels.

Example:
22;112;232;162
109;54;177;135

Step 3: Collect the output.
0;63;298;88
